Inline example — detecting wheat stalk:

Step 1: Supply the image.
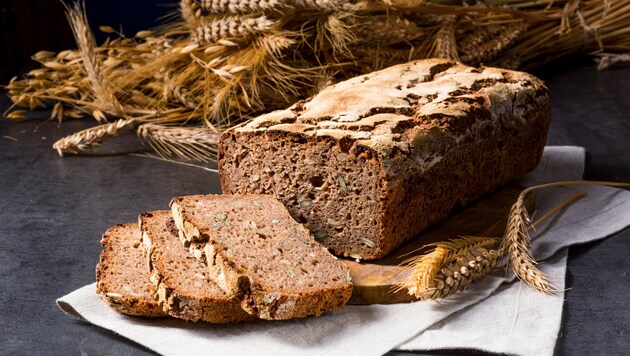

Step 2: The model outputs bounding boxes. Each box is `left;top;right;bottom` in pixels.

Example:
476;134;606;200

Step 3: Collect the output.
52;117;137;155
64;1;124;118
396;185;608;300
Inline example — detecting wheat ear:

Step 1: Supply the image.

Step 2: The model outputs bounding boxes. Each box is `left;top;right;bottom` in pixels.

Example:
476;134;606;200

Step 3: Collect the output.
430;16;459;60
52;118;136;155
192;15;277;44
64;1;124;118
461;22;526;65
352;16;425;46
398;236;500;300
200;0;285;14
501;180;630;293
316;13;356;57
431;247;500;300
295;0;342;11
137;123;220;162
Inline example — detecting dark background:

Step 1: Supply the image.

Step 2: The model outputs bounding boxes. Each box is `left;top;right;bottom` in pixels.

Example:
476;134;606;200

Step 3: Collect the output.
0;0;172;82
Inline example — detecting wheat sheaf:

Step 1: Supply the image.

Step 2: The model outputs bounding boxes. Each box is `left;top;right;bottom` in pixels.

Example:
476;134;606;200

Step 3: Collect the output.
4;0;630;160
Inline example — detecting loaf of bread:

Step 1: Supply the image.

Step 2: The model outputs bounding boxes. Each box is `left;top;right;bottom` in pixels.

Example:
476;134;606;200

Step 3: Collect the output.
95;223;165;317
170;194;353;320
139;211;253;323
219;58;551;260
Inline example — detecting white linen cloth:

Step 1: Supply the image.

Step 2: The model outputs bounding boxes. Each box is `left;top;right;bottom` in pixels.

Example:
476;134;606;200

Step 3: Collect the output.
57;146;630;356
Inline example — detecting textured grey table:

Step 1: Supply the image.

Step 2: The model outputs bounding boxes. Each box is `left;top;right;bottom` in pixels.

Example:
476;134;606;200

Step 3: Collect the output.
1;59;629;355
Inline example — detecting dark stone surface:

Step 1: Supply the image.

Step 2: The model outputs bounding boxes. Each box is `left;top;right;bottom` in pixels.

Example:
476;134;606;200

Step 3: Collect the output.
1;59;629;355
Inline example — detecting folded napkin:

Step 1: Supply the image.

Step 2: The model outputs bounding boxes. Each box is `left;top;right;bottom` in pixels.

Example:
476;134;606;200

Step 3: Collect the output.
57;146;630;356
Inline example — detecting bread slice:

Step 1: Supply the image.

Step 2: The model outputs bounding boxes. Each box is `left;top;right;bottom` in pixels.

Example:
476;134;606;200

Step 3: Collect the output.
139;210;253;323
96;223;165;317
170;194;353;320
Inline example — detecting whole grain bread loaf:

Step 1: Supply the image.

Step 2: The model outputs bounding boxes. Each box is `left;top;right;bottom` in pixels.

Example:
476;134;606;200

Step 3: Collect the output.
139;211;253;323
96;223;165;317
170;194;353;320
218;58;551;260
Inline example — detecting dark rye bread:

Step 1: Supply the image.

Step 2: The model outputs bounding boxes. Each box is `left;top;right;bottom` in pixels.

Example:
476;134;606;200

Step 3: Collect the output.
139;211;253;323
218;58;551;260
170;194;353;320
96;223;165;317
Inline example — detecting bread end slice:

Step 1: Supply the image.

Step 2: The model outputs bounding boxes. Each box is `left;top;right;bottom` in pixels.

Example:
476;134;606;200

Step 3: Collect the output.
96;223;165;317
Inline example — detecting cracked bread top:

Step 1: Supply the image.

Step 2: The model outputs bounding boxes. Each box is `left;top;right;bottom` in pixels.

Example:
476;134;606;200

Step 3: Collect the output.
235;58;549;170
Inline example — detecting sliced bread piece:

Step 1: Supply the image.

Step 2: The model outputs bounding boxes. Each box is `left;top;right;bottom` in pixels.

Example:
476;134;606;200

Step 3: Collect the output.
170;194;353;320
139;211;253;323
96;223;165;317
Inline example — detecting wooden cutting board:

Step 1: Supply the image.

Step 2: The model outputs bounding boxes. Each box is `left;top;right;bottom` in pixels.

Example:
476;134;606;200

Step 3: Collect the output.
343;184;533;305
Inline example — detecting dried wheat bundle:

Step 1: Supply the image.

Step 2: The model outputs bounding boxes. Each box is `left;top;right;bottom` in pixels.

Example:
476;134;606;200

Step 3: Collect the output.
3;0;630;160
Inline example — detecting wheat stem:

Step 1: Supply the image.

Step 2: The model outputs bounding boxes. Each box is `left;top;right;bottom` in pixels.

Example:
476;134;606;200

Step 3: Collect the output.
530;190;586;229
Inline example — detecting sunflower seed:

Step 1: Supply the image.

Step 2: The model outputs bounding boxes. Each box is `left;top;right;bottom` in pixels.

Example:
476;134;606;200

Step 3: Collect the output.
348;253;363;262
337;175;348;194
360;237;376;248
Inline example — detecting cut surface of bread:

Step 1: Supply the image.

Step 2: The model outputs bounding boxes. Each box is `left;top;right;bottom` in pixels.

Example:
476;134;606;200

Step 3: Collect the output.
218;58;551;260
139;211;253;323
96;223;165;317
170;194;353;320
